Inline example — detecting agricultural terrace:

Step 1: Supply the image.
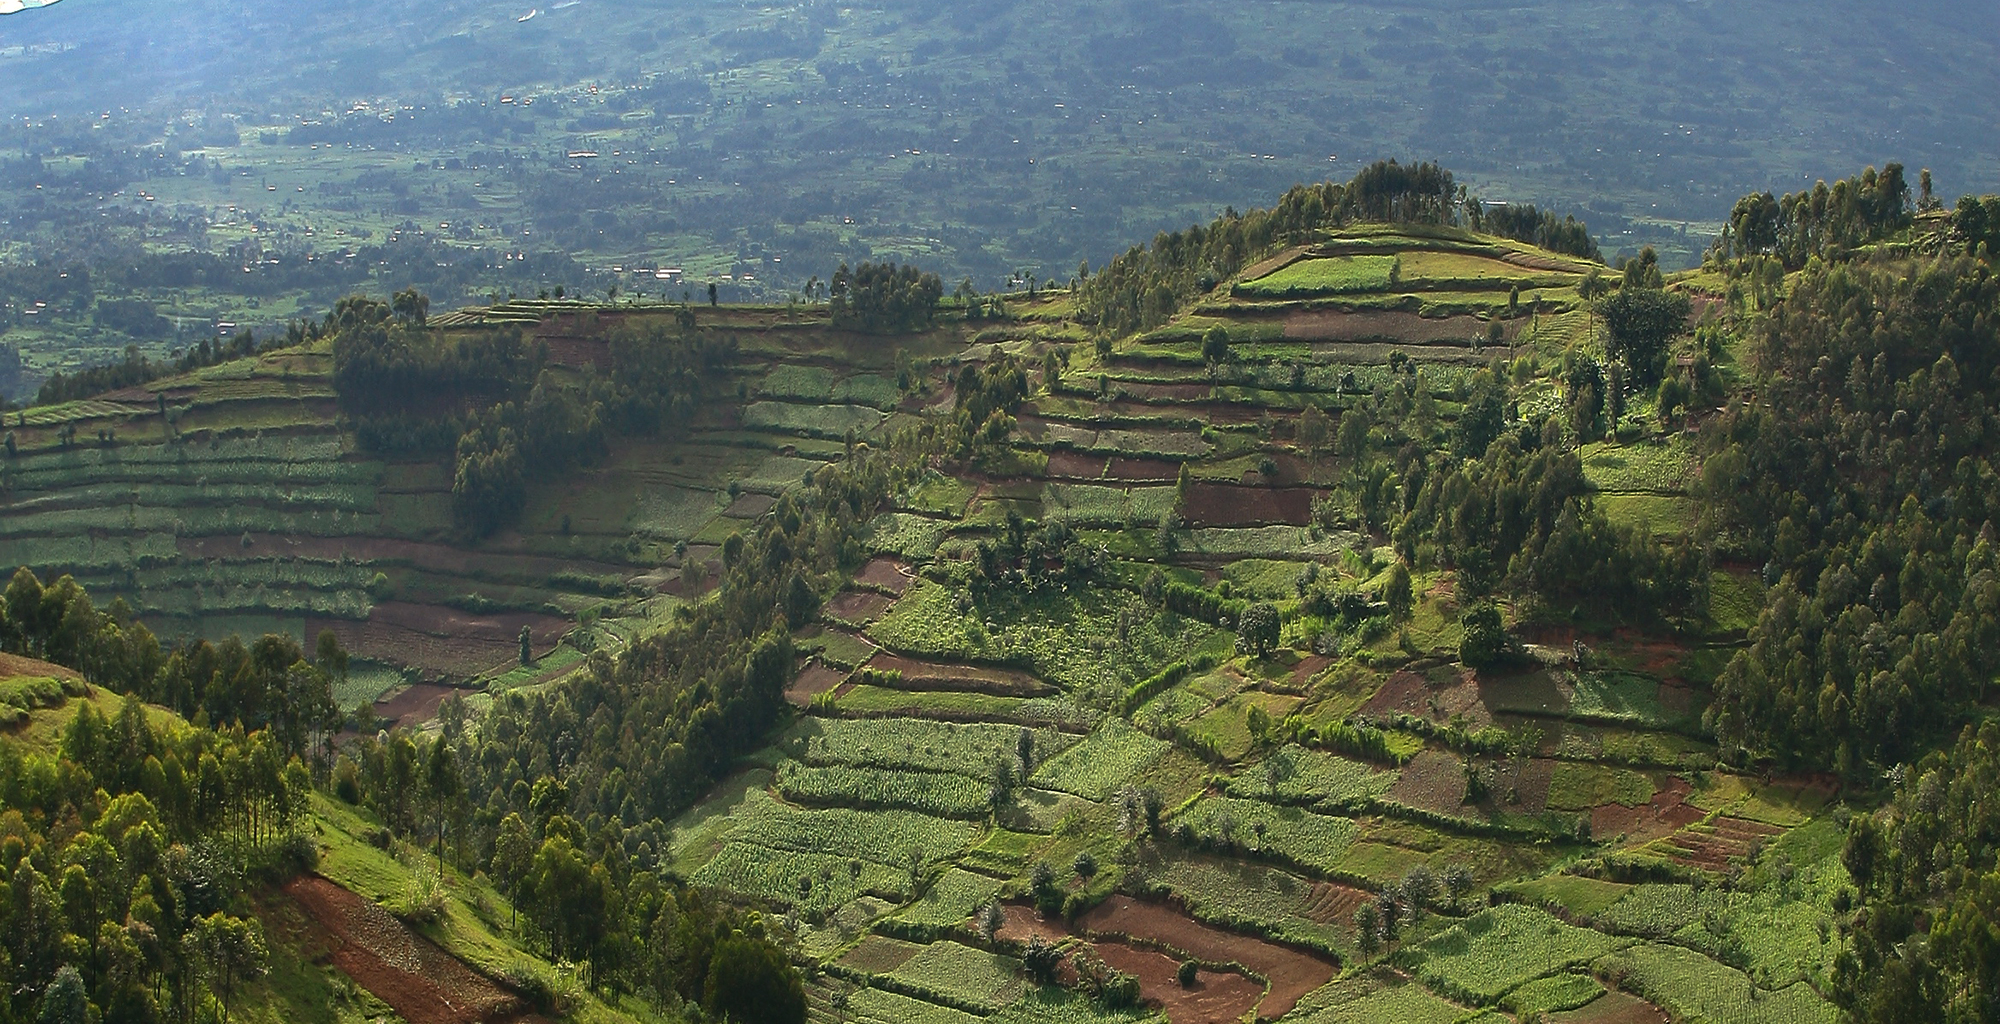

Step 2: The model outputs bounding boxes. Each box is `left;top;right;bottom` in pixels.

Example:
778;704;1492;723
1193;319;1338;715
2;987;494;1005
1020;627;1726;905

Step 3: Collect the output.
9;226;1845;1024
645;226;1844;1024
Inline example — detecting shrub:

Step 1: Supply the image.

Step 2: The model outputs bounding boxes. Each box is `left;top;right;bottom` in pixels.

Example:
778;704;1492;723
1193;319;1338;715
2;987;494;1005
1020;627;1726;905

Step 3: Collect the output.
1177;959;1199;987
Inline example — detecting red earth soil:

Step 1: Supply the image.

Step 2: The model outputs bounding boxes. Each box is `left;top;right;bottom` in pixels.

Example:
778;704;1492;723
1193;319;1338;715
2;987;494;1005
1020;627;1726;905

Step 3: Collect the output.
1554;989;1671;1024
1288;654;1331;686
825;590;894;625
864;653;1054;696
1359;671;1430;719
1664;816;1786;870
1046;450;1182;482
372;684;463;730
1078;896;1337;1020
1093;942;1266;1024
282;876;535;1024
785;663;849;707
853;555;914;594
0;652;81;680
1300;882;1371;925
1179;483;1316;527
306;603;567;681
1385;749;1471;815
1593;774;1702;846
1282;309;1505;345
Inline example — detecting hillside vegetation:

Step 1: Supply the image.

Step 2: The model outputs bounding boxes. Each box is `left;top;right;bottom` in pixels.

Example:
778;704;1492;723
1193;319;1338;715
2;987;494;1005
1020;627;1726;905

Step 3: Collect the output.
2;160;1998;1024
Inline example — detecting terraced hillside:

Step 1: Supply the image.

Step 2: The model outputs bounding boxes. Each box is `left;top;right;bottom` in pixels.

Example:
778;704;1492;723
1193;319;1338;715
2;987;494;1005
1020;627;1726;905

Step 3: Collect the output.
0;223;1853;1024
626;228;1842;1024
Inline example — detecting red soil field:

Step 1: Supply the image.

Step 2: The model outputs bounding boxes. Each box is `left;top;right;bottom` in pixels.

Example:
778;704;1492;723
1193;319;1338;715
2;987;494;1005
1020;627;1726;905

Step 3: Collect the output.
1300;882;1371;925
997;902;1318;1024
1078;896;1337;1020
0;652;81;680
305;602;567;680
1359;670;1430;719
853;555;914;594
1046;450;1183;482
1093;942;1265;1024
1179;483;1315;527
372;684;462;730
283;876;536;1024
785;663;849;707
1593;774;1701;846
825;590;894;625
1554;989;1670;1024
1661;815;1785;871
1283;309;1504;345
1385;749;1470;815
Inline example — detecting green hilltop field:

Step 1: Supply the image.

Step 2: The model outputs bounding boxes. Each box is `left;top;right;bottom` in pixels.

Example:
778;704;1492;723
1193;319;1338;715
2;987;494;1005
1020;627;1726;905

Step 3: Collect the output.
2;165;1999;1024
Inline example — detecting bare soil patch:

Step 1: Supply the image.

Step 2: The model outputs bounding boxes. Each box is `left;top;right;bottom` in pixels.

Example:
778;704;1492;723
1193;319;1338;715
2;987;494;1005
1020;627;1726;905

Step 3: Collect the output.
1093;941;1265;1024
306;603;567;681
373;684;463;730
0;652;81;681
282;876;533;1024
853;555;914;594
182;534;631;584
1284;309;1507;346
786;663;849;707
1077;896;1337;1020
1180;483;1315;527
864;653;1055;697
1595;774;1700;846
1659;813;1781;870
1555;989;1669;1024
826;590;894;625
1385;750;1470;816
1301;882;1371;925
724;492;778;518
1359;671;1430;719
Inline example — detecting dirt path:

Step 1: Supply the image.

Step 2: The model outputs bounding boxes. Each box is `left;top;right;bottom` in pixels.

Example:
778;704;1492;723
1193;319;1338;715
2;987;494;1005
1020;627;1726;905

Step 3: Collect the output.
283;875;538;1024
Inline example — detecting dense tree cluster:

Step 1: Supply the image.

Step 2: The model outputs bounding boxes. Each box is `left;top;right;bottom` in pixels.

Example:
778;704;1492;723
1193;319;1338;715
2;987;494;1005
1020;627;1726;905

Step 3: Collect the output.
1719;164;1912;268
828;262;943;332
0;570;330;1024
1703;254;2000;774
1387;435;1707;620
1837;721;2000;1024
331;297;734;537
1951;193;2000;261
1478;204;1602;260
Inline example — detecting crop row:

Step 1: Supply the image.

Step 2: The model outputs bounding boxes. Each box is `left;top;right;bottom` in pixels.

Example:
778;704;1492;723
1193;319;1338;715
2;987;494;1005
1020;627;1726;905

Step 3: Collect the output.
795;717;1079;779
1176;796;1362;876
774;763;993;818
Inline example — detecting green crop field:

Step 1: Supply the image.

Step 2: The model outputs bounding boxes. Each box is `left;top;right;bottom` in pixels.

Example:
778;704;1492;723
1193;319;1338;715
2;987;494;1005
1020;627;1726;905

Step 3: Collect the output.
1235;256;1401;298
1177;796;1361;875
886;941;1024;1010
1028;720;1168;800
1400;904;1627;1005
794;718;1080;779
892;868;1002;930
775;763;993;817
1224;745;1400;807
1594;943;1839;1024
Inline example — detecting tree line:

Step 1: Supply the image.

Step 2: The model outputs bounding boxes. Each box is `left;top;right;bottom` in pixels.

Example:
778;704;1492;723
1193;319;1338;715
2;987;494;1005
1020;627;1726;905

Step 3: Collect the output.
828;262;944;332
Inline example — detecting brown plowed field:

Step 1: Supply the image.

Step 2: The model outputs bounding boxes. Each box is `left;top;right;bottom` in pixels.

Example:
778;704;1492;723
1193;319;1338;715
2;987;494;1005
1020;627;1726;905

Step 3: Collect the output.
1078;896;1337;1020
1555;989;1670;1024
1591;774;1701;847
282;876;536;1024
996;903;1305;1024
0;652;81;681
863;653;1055;696
1046;450;1182;482
825;590;894;625
1658;814;1783;870
786;663;849;707
1093;941;1265;1024
1385;750;1470;816
1359;671;1429;719
306;603;567;680
854;556;914;594
1180;483;1315;527
372;684;466;729
1284;309;1507;346
1301;882;1371;925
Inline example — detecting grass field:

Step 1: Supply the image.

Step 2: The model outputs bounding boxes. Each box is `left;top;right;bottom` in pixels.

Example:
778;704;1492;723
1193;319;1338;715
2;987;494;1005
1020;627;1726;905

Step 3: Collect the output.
1235;256;1401;298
